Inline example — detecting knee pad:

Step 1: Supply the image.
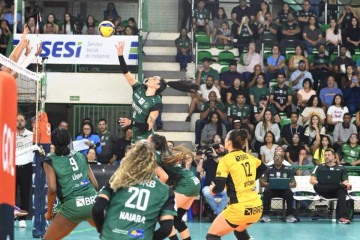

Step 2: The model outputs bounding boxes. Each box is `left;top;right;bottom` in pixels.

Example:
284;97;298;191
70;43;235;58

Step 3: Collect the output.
234;230;250;240
174;216;187;233
177;208;187;219
206;233;221;240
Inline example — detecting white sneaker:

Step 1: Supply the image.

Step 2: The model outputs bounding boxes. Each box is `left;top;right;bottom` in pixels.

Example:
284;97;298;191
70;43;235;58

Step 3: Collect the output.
286;215;297;223
260;215;271;223
18;220;27;228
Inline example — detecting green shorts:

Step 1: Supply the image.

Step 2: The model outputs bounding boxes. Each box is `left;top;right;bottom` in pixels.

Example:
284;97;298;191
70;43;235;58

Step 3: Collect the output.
59;188;98;223
175;176;201;197
131;128;154;144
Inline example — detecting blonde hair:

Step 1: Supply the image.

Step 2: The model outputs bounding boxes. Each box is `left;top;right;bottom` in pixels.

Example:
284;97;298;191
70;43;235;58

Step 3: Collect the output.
109;141;157;191
163;145;193;165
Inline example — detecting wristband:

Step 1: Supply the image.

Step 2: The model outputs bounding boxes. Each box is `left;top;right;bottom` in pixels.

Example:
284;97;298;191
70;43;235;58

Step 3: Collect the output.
118;56;129;74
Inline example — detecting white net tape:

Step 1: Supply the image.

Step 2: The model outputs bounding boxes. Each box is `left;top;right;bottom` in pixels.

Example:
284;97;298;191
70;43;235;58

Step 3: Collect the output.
0;54;42;103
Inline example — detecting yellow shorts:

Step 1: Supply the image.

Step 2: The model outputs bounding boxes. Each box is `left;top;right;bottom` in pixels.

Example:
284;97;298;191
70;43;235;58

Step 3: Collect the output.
222;197;263;228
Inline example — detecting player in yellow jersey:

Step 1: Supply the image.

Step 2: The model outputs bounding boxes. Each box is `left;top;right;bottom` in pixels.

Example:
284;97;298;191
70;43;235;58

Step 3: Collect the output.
206;129;267;240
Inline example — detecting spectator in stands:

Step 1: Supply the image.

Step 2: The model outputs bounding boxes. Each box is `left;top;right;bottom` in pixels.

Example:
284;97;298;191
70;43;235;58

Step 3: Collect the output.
338;133;360;166
301;95;326;125
257;12;277;49
260;131;279;165
310;148;352;224
214;21;233;45
127;17;139;35
311;0;320;19
114;126;132;162
97;119;116;164
242;42;262;83
253;95;281;123
320;76;342;109
234;15;254;54
212;7;228;41
275;3;294;28
266;44;286;83
343;74;360;115
286;133;303;165
288;45;309;74
181;0;192;29
122;25;133;36
86;148;97;163
254;109;281;153
314;135;333;165
201;111;227;145
297;0;316;30
62;12;76;34
43;13;59;34
303;114;326;153
219;61;242;102
195;57;220;87
256;1;271;25
3;4;21;33
0;19;10;55
225;77;246;105
75;122;102;156
310;44;332;89
357;59;360;73
260;151;297;223
82;15;99;35
23;16;36;34
249;73;270;107
175;27;192;71
302;15;325;55
44;22;54;34
113;16;123;35
326;18;342;55
269;73;292;117
345;16;360;56
357;110;360;133
291;60;314;103
296;147;313;176
103;2;118;21
247;64;263;88
333;113;358;152
281;112;304;147
187;76;221;122
338;6;354;34
227;92;253;132
205;0;219;19
332;45;355;78
327;94;348;133
230;0;254;36
195;91;227;145
192;0;210;37
340;65;356;89
280;12;301;53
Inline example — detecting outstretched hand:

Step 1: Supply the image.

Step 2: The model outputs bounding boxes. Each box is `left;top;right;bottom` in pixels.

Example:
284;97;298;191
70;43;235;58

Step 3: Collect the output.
115;41;125;56
118;117;132;127
35;41;43;56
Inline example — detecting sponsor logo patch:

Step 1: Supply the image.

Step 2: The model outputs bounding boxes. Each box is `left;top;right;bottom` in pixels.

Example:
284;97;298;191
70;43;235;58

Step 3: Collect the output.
128;228;144;238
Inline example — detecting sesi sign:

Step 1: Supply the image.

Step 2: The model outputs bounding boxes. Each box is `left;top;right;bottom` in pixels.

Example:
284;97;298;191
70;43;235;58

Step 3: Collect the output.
13;34;138;65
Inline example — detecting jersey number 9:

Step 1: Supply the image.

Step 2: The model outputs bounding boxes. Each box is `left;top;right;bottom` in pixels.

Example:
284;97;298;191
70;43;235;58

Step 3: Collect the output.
69;157;79;171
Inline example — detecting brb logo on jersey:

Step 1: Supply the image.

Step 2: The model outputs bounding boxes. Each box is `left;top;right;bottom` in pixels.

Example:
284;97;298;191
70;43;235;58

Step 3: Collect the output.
128;228;144;238
41;41;82;58
75;195;96;207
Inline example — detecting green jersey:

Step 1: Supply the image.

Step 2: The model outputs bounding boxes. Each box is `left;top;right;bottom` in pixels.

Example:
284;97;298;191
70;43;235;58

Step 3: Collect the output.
341;144;360;164
193;8;210;24
196;68;220;85
43;151;94;202
270;84;292;106
249;86;270;105
227;103;252;120
100;178;177;240
132;82;163;144
175;37;191;50
201;100;226;113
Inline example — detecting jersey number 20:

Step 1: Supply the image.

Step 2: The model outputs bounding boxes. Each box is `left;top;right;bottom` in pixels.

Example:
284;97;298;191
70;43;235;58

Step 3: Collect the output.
125;187;150;211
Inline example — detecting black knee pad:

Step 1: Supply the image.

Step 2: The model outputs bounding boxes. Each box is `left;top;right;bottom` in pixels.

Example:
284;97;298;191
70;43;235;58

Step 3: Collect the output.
174;216;187;233
206;233;221;240
234;230;250;240
177;208;187;219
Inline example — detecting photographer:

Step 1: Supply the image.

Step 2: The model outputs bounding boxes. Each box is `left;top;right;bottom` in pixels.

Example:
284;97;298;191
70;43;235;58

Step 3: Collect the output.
200;140;228;222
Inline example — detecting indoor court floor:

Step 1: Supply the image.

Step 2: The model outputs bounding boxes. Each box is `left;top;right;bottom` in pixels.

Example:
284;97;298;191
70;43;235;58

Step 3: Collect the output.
14;219;360;239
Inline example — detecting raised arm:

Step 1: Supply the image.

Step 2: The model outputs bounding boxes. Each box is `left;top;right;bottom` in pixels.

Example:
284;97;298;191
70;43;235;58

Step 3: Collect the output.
116;41;138;86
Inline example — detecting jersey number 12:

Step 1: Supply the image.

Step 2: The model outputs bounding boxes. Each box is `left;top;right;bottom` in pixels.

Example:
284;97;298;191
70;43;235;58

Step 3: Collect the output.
241;162;252;177
125;187;150;211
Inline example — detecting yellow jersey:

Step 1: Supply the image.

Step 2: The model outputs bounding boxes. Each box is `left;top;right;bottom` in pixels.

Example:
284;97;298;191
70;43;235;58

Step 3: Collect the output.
216;150;261;204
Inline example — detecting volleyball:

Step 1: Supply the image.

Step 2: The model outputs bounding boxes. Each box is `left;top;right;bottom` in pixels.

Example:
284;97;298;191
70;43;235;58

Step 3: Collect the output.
98;20;115;38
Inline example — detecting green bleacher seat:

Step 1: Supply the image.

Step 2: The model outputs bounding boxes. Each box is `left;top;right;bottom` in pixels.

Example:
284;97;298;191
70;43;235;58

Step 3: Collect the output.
320;24;330;35
330;54;338;62
269;79;277;88
221;66;229;73
197;51;213;64
308;54;313;63
280;118;291;128
121;20;128;27
196;35;211;49
218;51;235;65
239;53;245;65
353;54;360;63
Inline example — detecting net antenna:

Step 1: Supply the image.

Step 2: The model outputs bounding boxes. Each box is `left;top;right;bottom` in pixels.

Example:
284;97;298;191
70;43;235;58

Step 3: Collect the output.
0;53;43;145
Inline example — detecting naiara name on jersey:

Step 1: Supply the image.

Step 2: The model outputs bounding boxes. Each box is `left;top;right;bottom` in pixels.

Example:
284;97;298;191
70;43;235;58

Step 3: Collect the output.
119;211;146;224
